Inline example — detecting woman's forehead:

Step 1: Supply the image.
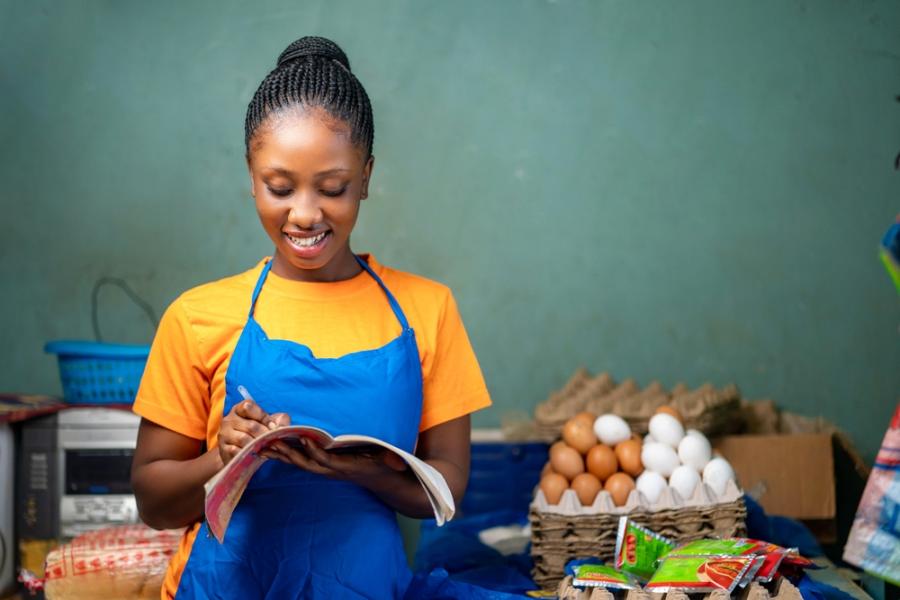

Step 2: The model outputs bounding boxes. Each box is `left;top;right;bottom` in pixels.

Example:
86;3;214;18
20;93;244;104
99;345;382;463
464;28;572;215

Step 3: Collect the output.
249;108;365;170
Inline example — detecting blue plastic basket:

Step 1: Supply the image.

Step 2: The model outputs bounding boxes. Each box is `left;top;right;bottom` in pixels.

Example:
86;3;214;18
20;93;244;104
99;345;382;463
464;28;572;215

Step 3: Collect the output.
44;340;150;405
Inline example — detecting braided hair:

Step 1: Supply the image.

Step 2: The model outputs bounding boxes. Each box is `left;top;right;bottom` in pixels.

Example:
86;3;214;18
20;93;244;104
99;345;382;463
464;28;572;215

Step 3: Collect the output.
244;36;374;157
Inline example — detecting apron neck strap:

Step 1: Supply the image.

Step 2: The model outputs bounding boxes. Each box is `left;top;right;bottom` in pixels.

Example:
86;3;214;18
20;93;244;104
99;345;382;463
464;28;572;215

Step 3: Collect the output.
247;256;411;332
353;255;411;331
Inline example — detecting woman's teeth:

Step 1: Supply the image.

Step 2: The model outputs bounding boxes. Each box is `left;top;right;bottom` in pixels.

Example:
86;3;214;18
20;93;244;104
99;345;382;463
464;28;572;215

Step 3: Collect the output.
286;231;328;248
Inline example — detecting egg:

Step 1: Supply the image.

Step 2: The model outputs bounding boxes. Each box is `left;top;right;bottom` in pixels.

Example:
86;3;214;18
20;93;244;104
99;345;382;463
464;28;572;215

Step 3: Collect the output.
615;439;644;477
604;472;636;507
636;471;667;503
540;461;553;477
562;416;598;454
655;405;684;423
593;414;632;446
570;472;602;505
669;465;701;499
643;433;657;445
539;472;569;505
641;442;680;477
586;444;618;481
573;411;596;427
550;443;585;480
648;413;685;448
703;457;736;495
677;432;712;471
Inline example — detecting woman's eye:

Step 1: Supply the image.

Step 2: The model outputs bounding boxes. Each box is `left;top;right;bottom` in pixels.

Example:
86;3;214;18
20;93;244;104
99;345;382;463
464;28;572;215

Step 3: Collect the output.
321;188;347;198
268;187;292;197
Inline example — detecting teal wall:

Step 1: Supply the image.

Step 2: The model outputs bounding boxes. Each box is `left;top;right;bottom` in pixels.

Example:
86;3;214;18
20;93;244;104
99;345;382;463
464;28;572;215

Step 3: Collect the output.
1;1;898;463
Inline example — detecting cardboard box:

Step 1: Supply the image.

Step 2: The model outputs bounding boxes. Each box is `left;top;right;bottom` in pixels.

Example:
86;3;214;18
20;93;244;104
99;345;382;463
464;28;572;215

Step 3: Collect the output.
713;431;869;548
714;433;835;519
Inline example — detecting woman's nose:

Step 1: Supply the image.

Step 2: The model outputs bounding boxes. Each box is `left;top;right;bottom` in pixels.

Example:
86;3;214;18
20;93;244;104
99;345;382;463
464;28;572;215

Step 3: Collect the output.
286;193;324;229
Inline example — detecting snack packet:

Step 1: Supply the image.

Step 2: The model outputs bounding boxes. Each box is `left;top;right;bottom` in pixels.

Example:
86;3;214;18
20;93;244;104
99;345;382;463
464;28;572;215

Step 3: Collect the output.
571;564;641;590
645;555;755;594
668;538;763;557
614;517;677;580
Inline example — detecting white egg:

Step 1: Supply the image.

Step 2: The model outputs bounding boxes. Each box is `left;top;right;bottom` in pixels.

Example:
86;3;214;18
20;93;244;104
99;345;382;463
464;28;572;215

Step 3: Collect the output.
641;442;680;477
648;413;685;448
669;465;701;499
643;433;657;445
593;414;631;446
636;471;668;504
678;433;712;471
703;457;736;495
686;428;704;438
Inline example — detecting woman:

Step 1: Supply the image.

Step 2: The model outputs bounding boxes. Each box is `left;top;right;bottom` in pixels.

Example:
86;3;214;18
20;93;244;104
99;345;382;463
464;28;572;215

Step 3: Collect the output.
131;36;491;599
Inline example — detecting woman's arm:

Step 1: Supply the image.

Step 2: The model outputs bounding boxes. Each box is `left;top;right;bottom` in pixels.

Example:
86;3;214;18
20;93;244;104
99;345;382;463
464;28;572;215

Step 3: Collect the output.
131;400;286;529
268;414;471;519
130;419;221;530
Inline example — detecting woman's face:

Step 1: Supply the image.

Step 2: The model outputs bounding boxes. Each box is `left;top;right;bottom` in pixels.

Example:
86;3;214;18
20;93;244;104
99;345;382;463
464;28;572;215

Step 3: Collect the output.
247;107;373;282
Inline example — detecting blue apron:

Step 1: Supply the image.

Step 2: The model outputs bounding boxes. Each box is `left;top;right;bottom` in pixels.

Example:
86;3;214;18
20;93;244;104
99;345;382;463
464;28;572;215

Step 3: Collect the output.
175;255;422;599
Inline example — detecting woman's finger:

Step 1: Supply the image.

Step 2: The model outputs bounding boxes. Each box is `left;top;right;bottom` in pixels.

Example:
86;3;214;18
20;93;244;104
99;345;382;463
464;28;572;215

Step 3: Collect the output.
267;412;291;429
276;442;334;476
221;429;257;449
230;417;269;438
234;399;269;423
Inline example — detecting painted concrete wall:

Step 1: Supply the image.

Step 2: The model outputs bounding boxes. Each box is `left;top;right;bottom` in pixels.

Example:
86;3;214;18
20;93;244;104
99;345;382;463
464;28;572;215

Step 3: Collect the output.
1;0;898;462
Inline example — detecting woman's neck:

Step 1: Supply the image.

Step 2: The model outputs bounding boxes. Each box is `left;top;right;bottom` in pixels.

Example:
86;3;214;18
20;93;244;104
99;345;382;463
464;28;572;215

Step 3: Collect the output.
270;245;363;283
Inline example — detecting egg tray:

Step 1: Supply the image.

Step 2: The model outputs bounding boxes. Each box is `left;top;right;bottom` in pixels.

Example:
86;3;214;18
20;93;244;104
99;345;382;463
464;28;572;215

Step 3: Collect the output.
530;482;747;590
533;369;743;443
555;573;802;600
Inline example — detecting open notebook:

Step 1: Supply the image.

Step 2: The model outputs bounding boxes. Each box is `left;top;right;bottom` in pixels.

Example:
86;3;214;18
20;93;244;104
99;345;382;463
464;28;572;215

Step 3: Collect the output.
204;425;456;543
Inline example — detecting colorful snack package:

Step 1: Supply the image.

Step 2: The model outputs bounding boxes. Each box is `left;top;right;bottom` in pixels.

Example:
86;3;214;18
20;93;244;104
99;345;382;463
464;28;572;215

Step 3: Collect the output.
646;555;755;594
738;555;767;588
614;517;677;580
571;564;641;590
667;538;763;557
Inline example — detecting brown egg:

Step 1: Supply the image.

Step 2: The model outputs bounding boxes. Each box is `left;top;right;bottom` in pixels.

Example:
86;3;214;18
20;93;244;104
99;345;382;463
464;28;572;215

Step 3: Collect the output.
570;473;602;506
604;472;636;507
550;440;567;455
562;416;598;454
655;405;683;423
549;443;585;480
540;461;553;477
615;439;644;477
539;472;569;505
573;411;596;427
586;444;618;481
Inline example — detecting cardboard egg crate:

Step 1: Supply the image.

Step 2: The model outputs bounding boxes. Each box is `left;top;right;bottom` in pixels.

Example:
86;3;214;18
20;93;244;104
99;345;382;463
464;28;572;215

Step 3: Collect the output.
533;369;742;443
555;573;802;600
530;481;747;590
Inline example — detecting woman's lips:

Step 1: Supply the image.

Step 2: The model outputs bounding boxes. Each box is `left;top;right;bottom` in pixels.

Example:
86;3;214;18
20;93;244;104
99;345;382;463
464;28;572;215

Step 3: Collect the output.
283;230;331;259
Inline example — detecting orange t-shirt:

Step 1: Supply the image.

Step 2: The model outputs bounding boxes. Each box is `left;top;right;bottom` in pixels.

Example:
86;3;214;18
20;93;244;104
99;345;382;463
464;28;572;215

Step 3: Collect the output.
132;254;491;599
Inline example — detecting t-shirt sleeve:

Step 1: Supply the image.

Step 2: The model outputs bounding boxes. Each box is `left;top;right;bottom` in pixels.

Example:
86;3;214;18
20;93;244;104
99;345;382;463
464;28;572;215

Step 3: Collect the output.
132;298;210;440
419;290;492;431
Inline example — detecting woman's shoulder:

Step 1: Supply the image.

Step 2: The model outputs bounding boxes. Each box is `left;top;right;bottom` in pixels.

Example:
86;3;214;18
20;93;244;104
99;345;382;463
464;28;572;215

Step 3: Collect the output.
168;260;265;322
369;256;453;304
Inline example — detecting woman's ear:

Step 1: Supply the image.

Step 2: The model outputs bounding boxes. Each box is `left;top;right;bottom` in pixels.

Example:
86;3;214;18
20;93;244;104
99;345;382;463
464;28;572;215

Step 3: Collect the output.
361;155;375;200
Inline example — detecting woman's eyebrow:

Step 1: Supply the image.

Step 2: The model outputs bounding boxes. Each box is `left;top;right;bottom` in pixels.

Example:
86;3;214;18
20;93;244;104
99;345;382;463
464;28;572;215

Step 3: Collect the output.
262;167;351;177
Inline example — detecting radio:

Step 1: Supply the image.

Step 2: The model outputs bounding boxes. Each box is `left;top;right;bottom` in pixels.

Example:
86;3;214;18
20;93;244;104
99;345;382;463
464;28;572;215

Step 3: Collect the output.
17;408;142;541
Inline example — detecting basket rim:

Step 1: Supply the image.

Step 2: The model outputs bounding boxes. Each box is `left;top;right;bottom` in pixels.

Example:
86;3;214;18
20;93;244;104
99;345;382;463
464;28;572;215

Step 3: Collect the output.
44;340;150;359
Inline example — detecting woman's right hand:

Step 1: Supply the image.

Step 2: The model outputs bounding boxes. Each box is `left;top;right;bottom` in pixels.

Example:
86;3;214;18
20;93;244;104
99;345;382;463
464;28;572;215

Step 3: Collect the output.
218;399;290;466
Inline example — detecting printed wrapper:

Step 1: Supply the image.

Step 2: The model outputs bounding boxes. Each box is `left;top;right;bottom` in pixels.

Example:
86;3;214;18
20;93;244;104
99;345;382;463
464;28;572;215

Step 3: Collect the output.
571;564;640;590
843;402;900;585
42;524;184;600
613;517;676;580
645;555;755;594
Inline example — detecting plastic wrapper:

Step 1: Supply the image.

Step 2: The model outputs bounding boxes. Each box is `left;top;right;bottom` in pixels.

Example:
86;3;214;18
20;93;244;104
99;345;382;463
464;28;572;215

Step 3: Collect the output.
613;517;675;580
40;524;184;600
570;564;639;590
645;555;755;594
843;401;900;585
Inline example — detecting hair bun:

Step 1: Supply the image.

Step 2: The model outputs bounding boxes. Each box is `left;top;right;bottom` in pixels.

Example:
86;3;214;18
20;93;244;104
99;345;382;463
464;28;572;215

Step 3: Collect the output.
277;36;351;71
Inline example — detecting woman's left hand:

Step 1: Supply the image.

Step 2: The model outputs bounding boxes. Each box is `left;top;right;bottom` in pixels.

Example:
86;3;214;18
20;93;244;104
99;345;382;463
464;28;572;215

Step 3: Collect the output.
263;438;407;484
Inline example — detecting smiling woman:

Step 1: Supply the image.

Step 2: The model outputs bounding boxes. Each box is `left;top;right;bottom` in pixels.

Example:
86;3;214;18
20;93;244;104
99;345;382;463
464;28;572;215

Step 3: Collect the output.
128;36;492;600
